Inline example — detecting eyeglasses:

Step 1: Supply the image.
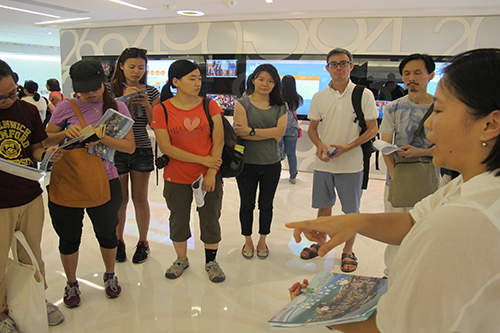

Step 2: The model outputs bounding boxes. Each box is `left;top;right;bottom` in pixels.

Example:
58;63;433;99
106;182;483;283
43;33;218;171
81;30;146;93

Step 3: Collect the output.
327;60;352;69
0;90;18;104
124;47;147;57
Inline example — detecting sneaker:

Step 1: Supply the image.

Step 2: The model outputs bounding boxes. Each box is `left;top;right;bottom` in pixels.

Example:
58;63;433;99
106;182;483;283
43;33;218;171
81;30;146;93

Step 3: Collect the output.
132;241;150;264
0;316;19;333
63;283;81;308
46;300;64;326
289;178;297;184
116;239;127;262
165;258;189;279
205;261;226;283
192;174;206;208
103;274;122;299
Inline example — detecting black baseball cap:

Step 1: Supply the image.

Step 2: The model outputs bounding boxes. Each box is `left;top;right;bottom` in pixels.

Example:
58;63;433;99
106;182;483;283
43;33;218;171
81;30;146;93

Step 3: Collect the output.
70;60;105;93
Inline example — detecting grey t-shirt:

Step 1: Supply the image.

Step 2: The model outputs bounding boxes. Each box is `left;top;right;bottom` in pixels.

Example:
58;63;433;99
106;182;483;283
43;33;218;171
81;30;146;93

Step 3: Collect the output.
238;96;286;165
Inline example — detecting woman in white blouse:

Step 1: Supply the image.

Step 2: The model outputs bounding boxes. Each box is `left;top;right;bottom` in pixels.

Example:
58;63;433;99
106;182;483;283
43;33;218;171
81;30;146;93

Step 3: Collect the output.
287;48;500;332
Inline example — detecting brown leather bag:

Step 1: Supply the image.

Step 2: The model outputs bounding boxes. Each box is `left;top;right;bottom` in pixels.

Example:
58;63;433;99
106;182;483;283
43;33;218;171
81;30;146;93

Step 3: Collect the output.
48;99;110;208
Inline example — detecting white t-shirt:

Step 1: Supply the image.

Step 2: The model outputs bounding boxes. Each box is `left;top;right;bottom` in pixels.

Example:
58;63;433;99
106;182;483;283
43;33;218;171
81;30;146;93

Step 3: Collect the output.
376;171;500;332
22;95;47;122
308;80;377;173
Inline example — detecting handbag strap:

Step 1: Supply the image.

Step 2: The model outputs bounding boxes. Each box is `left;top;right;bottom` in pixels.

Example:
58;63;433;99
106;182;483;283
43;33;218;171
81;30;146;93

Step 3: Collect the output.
11;230;42;274
410;104;434;145
68;98;88;128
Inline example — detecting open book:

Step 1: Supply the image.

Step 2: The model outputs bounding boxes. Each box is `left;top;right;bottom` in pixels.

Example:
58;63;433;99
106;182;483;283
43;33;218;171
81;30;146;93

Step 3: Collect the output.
87;108;134;162
268;272;388;329
79;124;106;145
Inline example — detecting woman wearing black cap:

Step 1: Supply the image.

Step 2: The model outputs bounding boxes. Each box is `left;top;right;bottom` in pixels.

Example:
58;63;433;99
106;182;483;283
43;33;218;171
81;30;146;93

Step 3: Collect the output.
151;60;226;283
44;60;135;308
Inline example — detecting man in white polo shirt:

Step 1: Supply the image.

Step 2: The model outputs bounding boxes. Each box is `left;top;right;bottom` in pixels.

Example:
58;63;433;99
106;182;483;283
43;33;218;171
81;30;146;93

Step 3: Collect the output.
303;48;378;272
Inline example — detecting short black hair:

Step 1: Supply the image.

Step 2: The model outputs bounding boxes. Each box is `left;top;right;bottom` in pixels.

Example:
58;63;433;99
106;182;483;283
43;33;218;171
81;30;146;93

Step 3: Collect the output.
399;54;435;75
0;59;15;81
326;48;353;63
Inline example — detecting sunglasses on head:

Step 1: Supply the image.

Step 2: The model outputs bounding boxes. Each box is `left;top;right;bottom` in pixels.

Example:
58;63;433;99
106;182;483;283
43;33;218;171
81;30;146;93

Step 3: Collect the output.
124;47;147;57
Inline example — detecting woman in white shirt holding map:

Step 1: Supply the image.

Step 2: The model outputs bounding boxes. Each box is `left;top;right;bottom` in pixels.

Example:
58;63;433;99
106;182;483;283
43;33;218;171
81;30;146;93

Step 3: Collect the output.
288;48;500;332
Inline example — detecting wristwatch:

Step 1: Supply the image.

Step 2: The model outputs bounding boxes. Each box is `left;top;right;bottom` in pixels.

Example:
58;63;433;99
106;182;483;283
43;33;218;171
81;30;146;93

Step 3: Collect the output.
249;126;256;136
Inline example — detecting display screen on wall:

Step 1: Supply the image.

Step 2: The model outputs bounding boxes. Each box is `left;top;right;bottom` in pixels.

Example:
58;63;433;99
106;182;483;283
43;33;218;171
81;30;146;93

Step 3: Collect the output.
426;62;448;96
207;94;237;113
206;59;238;78
246;59;330;116
147;59;176;91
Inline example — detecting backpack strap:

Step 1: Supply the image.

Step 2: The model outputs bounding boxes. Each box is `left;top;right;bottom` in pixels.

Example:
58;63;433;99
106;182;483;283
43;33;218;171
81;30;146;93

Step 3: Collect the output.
203;97;214;135
351;85;367;134
410;104;434;145
155;102;169;186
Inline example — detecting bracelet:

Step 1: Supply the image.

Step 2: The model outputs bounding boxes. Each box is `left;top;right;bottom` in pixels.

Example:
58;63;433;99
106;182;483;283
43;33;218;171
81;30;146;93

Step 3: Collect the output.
41;151;46;161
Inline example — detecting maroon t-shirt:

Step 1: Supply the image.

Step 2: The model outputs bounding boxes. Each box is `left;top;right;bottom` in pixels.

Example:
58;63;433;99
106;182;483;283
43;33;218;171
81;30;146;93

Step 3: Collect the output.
0;99;47;208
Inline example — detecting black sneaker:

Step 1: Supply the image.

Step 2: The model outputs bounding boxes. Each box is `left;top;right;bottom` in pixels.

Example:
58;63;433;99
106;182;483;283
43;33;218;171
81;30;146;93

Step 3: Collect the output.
116;240;127;262
132;241;150;264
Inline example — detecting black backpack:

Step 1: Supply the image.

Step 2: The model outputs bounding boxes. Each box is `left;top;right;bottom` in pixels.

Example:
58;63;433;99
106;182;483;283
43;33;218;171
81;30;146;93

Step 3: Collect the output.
351;85;379;190
155;97;243;179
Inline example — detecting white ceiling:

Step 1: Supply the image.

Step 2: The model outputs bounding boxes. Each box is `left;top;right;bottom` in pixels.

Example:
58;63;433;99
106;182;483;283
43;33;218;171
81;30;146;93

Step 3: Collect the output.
1;0;500;48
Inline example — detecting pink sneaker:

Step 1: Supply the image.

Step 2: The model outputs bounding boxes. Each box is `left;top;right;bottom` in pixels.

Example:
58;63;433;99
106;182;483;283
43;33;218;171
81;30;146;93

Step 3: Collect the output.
103;274;121;298
63;283;81;308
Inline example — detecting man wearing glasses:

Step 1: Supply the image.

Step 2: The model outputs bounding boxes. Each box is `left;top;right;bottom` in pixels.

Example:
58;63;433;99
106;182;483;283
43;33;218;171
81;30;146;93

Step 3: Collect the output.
302;48;378;273
0;60;64;332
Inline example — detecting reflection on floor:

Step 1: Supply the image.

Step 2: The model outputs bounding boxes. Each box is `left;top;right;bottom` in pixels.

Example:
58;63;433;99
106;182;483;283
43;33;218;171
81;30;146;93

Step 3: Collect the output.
41;171;387;333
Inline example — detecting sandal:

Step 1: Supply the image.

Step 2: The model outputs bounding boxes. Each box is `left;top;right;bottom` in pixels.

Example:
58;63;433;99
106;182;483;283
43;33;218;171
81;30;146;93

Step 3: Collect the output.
341;252;358;273
300;244;321;260
241;245;254;259
257;245;269;259
165;258;189;279
205;261;226;283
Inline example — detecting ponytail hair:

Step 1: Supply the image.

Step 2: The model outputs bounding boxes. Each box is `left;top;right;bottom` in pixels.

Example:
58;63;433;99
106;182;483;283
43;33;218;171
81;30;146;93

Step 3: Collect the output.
24;80;40;101
102;78;117;113
160;60;201;102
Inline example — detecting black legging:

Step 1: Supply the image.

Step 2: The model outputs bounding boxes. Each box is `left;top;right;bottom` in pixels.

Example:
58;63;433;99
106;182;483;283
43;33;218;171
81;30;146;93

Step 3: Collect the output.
48;178;122;255
236;162;281;236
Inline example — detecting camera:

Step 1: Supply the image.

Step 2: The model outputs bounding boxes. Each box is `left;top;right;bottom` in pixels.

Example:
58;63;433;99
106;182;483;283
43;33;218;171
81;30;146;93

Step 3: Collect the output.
155;155;170;169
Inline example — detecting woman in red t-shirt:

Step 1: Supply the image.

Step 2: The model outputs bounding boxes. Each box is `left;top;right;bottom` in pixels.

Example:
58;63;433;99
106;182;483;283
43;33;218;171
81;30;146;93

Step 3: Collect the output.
151;60;226;283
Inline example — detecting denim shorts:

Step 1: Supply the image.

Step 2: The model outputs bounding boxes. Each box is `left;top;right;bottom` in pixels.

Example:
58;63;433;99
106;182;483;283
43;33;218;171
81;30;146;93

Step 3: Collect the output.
312;170;363;213
114;148;154;175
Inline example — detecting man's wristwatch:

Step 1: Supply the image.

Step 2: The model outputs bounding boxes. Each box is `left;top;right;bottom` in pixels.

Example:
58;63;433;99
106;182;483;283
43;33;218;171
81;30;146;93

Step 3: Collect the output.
249;126;256;136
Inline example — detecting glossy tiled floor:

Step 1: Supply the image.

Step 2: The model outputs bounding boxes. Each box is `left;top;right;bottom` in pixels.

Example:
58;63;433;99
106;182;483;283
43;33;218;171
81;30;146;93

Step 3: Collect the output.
40;170;387;333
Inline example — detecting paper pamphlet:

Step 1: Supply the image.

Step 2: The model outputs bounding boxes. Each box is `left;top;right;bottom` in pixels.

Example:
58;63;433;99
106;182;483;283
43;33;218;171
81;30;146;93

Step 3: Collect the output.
268;272;388;329
116;89;147;119
0;158;45;181
39;134;87;172
373;140;404;155
87;108;134;162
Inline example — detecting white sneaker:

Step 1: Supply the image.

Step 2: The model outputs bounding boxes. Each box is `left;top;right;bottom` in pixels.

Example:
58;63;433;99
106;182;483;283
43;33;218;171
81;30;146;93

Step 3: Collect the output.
192;174;206;208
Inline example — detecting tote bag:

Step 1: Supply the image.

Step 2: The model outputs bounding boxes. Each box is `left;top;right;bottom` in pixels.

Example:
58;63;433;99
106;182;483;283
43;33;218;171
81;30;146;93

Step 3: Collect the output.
5;231;49;333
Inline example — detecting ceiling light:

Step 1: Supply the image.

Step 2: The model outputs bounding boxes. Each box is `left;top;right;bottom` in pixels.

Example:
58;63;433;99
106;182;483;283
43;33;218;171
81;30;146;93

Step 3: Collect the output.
0;4;60;18
176;10;204;16
109;0;147;10
265;0;273;3
35;17;91;25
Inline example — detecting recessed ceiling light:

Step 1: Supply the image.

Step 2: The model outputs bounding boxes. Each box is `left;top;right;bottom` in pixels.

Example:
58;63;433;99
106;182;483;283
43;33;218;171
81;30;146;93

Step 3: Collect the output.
109;0;147;10
0;4;60;18
176;10;204;16
35;17;91;25
265;0;273;3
